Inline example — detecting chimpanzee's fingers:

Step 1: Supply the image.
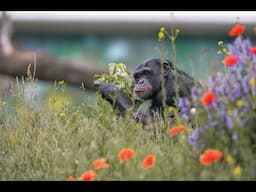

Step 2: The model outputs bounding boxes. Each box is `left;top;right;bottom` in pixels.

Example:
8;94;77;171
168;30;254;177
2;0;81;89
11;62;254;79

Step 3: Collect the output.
94;82;110;93
94;81;103;87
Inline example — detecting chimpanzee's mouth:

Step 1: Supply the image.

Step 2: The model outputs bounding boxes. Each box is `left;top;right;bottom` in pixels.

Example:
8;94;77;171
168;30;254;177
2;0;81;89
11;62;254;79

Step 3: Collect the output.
135;90;144;93
135;91;145;97
134;86;147;92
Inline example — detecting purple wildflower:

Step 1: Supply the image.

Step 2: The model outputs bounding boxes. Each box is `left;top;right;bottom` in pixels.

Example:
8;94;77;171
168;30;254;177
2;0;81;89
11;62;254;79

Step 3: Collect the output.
178;97;191;120
225;115;234;129
232;133;238;141
242;74;251;94
188;128;201;147
231;82;242;101
186;35;256;148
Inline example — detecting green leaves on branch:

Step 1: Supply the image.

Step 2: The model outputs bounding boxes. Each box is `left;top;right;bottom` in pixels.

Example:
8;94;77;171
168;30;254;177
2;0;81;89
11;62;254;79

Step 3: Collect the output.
94;62;134;102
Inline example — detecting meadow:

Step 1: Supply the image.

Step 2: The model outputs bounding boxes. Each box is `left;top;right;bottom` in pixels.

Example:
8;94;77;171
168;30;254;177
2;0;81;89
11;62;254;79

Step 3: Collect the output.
0;23;256;181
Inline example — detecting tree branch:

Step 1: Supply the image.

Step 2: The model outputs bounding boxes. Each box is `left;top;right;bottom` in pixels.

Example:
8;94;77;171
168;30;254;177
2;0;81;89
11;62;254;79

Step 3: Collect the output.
0;50;109;90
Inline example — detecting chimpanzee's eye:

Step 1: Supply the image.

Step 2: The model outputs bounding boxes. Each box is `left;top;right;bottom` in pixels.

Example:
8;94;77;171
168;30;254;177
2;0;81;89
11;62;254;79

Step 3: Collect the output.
134;75;140;82
144;71;150;76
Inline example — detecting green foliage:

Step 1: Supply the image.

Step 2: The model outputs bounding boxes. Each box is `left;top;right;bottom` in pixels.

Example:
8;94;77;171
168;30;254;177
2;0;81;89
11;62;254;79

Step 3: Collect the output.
94;62;134;103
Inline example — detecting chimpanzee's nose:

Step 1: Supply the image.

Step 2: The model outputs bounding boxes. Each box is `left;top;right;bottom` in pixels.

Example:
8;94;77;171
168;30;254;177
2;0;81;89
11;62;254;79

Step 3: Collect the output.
138;79;144;85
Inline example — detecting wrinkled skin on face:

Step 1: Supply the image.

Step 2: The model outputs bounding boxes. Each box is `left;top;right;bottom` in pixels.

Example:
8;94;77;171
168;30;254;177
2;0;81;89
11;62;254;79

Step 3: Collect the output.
133;58;163;100
133;59;172;100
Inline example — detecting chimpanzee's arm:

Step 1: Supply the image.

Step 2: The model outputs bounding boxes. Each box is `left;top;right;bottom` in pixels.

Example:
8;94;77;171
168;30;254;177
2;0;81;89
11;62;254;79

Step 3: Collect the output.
95;82;148;124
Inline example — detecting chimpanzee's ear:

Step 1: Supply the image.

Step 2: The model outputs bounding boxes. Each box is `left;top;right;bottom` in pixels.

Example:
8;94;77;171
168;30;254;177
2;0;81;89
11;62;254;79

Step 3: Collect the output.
162;59;173;77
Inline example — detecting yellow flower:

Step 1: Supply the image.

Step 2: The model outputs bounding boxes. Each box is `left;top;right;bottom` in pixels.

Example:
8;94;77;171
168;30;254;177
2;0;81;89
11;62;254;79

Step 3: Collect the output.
218;41;224;46
46;93;72;112
236;99;245;107
227;109;233;116
158;31;165;42
249;77;255;86
160;27;165;32
225;154;234;165
217;50;222;55
168;106;175;113
115;63;125;69
233;166;242;176
59;112;65;117
58;80;65;85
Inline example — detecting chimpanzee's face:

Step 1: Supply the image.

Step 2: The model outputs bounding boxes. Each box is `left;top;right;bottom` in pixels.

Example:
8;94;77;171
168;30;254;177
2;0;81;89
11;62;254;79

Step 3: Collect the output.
133;58;166;100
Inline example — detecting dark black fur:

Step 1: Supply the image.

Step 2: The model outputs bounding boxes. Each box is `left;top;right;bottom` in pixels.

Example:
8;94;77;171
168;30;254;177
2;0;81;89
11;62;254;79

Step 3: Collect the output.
95;58;196;124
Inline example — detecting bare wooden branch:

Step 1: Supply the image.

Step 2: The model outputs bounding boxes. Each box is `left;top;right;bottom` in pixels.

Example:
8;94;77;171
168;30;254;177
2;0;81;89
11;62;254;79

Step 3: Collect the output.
0;50;109;91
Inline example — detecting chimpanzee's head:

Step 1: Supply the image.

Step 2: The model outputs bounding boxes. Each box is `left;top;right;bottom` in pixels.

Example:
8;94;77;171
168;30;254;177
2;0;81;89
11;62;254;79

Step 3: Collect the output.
133;58;173;100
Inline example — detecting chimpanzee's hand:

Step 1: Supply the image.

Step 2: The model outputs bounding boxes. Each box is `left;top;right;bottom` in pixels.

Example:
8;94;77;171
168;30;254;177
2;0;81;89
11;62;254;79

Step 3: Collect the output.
94;81;118;104
94;81;131;114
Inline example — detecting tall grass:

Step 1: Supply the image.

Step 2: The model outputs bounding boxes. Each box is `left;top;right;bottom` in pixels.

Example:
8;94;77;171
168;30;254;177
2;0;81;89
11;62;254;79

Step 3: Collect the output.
0;23;256;180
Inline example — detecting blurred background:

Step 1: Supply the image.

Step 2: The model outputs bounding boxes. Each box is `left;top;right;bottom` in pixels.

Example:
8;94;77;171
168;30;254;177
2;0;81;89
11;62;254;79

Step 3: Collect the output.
0;11;256;110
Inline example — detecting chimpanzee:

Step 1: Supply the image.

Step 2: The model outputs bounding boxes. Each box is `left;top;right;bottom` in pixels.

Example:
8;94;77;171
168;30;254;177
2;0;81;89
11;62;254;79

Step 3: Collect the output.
95;58;196;125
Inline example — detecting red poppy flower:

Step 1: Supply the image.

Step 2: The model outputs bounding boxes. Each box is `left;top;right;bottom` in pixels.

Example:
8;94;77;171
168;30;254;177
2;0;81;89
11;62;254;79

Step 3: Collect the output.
229;24;245;37
199;149;222;165
80;170;97;181
169;124;187;136
67;176;75;181
118;148;135;163
142;154;155;169
249;46;256;54
222;55;239;67
201;91;216;106
93;158;110;170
